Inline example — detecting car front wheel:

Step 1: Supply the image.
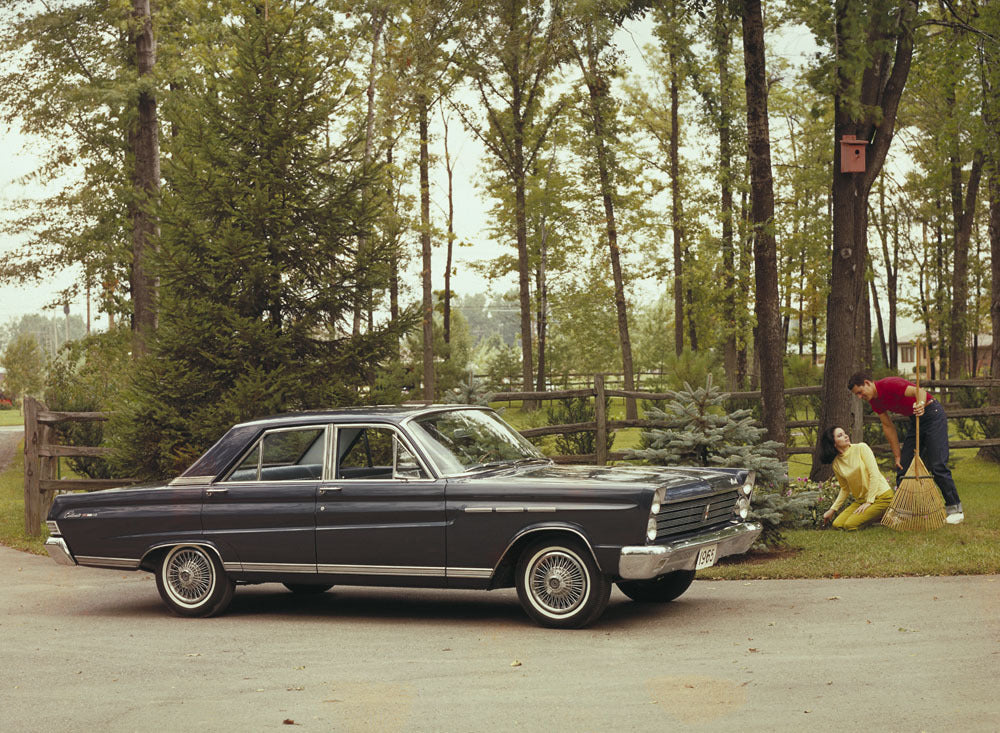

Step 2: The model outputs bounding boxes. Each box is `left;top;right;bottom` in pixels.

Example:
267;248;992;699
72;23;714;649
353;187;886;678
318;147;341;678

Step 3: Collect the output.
156;545;235;617
515;539;611;629
616;569;696;603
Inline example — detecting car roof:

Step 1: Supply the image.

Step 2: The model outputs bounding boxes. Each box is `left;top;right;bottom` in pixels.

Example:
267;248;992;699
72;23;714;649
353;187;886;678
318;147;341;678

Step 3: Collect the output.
232;403;490;430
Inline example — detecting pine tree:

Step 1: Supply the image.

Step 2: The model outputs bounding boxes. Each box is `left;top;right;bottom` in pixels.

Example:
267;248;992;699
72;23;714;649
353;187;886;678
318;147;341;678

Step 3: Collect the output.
627;375;786;486
109;3;414;479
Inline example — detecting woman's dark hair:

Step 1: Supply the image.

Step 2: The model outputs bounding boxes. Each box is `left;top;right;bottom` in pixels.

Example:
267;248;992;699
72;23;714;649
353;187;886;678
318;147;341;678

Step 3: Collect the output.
818;426;843;464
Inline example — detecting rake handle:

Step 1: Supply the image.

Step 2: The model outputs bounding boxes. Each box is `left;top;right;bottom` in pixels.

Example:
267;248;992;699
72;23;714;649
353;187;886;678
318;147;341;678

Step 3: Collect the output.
914;342;921;477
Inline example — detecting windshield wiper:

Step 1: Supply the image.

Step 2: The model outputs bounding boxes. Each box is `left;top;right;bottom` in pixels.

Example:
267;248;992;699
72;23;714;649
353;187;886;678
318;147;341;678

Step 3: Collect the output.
466;457;549;472
465;460;515;472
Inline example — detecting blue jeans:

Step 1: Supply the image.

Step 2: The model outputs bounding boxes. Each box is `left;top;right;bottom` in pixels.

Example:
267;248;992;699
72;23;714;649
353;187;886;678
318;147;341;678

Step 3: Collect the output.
896;400;961;506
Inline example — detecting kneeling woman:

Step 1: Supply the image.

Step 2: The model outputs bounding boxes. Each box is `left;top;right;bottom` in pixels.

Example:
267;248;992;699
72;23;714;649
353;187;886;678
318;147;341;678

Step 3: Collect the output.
819;426;895;530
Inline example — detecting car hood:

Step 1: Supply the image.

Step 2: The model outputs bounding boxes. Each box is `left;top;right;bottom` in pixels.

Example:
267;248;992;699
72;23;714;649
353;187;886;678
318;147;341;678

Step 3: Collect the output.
460;461;747;500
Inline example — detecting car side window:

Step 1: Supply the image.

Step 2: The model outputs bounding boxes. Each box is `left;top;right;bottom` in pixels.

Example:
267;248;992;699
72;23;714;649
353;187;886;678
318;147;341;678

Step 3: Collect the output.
337;426;427;480
225;427;325;482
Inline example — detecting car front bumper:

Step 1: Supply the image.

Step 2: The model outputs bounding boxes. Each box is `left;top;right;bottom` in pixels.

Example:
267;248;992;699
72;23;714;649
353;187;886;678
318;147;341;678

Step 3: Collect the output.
618;521;762;579
45;537;77;566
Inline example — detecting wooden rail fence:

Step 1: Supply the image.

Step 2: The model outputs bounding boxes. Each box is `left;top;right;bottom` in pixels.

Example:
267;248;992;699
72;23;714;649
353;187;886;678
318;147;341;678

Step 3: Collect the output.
22;377;999;534
493;375;1000;464
23;396;137;536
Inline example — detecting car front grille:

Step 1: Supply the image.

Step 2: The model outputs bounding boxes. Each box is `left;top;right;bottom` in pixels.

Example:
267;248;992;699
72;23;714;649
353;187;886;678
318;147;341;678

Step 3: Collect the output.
654;490;739;541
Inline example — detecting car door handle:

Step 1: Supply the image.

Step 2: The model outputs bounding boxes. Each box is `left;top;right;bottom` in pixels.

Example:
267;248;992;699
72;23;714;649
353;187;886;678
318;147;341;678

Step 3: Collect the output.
205;488;228;495
318;487;343;495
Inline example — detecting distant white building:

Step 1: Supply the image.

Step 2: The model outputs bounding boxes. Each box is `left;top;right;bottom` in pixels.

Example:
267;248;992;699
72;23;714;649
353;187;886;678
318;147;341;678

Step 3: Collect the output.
811;331;994;377
894;330;993;377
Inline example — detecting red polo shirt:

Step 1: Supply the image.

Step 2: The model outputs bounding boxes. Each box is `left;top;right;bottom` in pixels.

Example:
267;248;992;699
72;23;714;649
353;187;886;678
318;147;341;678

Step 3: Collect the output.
870;376;931;416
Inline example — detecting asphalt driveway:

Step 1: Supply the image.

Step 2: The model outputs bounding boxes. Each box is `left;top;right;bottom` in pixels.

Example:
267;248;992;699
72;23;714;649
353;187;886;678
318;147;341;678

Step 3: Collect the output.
2;543;998;732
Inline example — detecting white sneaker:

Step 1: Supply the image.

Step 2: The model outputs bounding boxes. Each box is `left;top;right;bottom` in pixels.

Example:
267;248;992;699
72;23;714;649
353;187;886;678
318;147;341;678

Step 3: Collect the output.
945;503;964;525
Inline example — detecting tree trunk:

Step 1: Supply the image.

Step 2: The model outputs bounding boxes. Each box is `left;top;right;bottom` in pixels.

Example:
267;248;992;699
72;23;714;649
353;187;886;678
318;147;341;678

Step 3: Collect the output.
535;249;547;393
811;0;916;479
870;276;888;367
878;187;900;370
419;97;434;401
716;0;738;389
990;169;1000;378
354;12;384;337
387;146;400;338
576;36;638;419
130;0;159;358
741;0;786;456
947;149;984;377
442;106;456;348
513;139;536;409
669;53;684;356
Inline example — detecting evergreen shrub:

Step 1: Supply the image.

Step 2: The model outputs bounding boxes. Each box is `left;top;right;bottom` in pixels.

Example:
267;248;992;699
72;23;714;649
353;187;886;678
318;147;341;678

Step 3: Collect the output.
629;375;786;486
546;396;614;456
44;329;131;480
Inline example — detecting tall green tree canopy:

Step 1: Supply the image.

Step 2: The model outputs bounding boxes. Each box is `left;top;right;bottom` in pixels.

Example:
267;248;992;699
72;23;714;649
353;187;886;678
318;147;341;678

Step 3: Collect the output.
110;1;414;478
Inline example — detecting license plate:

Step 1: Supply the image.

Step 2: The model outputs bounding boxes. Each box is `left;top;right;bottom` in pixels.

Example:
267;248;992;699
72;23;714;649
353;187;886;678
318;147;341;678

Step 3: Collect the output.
695;544;718;570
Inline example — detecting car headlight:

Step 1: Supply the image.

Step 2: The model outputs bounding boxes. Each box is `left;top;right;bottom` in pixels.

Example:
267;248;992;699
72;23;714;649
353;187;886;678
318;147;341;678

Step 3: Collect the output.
741;470;756;497
651;486;666;515
735;496;750;520
647;516;658;542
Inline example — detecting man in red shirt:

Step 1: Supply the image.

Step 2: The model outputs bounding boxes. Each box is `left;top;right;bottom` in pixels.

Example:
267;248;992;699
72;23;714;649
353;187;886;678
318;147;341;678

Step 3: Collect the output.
848;371;963;524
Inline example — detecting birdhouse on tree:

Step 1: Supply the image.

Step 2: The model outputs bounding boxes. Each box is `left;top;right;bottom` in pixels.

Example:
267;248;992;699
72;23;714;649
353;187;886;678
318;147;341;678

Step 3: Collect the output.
840;134;867;173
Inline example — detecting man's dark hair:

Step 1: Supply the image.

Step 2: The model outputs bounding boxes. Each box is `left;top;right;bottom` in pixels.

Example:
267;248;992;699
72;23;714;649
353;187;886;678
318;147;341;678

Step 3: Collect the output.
847;371;872;390
818;425;842;464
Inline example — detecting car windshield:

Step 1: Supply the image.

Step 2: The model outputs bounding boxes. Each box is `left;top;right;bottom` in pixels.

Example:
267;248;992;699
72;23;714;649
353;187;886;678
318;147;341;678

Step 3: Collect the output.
408;408;547;476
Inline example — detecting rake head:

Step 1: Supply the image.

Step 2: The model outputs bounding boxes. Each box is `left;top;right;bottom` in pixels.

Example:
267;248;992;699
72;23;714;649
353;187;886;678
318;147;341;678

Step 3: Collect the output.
881;455;946;531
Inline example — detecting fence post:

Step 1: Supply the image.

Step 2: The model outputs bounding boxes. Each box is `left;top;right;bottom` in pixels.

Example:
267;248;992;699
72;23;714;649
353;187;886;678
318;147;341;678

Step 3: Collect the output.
23;396;41;536
595;374;608;465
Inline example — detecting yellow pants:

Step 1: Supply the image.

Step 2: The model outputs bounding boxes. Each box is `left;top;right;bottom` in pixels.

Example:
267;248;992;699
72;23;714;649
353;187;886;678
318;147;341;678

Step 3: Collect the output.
832;490;894;531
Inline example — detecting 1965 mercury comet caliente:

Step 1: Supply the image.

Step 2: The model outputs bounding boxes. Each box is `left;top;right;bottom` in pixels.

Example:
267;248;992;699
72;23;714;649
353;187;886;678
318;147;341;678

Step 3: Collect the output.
46;405;762;628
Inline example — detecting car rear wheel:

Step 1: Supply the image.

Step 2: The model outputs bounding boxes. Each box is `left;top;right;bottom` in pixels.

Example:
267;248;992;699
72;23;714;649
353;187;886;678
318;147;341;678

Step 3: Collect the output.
616;569;696;603
515;538;611;629
283;583;333;594
156;545;235;617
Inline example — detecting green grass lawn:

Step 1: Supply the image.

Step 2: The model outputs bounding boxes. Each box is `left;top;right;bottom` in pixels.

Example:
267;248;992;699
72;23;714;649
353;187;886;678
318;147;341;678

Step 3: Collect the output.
0;440;49;554
0;409;24;427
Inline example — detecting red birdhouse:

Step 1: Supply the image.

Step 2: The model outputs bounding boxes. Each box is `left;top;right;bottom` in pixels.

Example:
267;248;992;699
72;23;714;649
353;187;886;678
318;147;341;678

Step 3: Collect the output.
840;134;867;173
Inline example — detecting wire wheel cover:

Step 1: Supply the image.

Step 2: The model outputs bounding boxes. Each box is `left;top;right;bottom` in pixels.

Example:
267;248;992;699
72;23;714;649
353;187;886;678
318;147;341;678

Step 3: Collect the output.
165;548;214;605
528;550;588;615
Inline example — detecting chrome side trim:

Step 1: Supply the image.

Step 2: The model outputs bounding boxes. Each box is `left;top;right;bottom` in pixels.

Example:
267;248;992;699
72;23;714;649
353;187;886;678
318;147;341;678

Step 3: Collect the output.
618;522;762;579
464;506;557;513
168;475;215;486
45;537;76;566
238;562;317;574
446;567;492;579
76;555;141;570
316;564;447;577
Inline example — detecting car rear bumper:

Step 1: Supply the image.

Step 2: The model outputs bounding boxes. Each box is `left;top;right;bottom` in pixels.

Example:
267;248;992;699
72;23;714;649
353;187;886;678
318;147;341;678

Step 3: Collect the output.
618;521;762;579
45;537;77;566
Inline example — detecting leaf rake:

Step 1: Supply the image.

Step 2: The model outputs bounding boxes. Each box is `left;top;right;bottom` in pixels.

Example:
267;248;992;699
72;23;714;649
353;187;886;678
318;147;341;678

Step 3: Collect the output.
881;343;946;531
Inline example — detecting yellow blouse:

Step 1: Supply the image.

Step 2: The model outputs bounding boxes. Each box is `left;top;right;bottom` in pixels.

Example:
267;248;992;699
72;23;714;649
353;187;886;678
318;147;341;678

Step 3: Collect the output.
830;442;893;510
